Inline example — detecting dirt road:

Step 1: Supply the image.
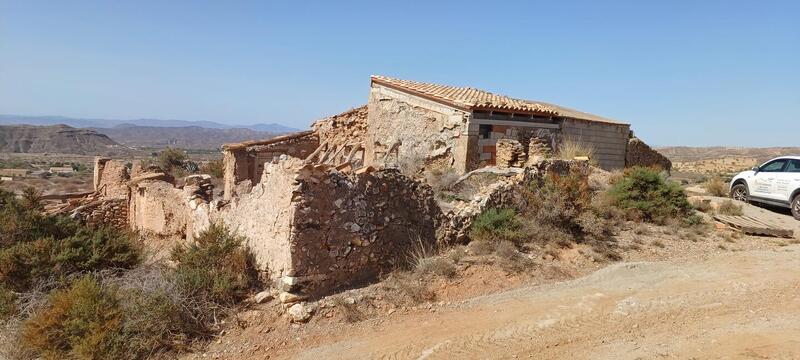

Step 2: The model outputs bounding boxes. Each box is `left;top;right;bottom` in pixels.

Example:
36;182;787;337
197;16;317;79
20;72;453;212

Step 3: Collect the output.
294;245;800;359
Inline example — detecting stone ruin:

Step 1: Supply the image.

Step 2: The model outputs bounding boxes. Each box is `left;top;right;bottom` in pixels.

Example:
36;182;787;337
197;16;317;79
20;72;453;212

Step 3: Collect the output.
59;87;670;305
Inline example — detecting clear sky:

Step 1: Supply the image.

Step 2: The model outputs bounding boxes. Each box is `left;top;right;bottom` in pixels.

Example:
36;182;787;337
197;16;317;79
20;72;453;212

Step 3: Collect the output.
1;0;797;146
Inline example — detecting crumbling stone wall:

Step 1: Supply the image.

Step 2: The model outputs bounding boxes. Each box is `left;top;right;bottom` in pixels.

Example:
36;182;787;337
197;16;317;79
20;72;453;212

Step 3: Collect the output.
212;157;441;298
73;198;128;230
365;85;469;175
93;157;130;199
625;137;672;172
495;139;526;167
129;179;191;240
222;132;319;200
312;106;367;147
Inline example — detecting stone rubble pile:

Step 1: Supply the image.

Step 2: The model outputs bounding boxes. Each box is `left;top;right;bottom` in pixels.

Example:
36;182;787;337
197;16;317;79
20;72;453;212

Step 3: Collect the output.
495;139;526;167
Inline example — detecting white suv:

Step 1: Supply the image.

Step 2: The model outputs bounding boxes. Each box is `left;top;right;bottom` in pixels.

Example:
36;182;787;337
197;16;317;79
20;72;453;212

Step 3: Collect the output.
730;156;800;220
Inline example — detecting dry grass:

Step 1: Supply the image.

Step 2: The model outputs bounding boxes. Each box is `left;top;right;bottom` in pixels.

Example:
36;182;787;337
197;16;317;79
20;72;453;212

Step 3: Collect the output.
385;272;435;305
717;200;744;216
556;139;594;161
415;257;457;278
704;177;728;197
329;296;364;323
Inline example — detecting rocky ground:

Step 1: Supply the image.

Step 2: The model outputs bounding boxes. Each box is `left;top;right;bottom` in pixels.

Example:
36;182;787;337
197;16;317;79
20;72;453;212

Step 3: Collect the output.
181;198;800;360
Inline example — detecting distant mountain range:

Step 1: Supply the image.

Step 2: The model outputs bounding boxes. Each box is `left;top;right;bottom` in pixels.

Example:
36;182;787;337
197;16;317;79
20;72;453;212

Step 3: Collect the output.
0;114;299;134
93;124;277;150
0;124;133;155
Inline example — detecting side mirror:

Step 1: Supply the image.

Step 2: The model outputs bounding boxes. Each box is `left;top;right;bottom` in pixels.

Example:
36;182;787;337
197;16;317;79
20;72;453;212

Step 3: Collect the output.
752;166;760;173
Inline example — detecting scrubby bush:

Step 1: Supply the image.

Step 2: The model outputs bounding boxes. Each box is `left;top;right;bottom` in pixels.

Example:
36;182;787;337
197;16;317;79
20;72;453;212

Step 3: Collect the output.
171;223;259;308
470;208;525;243
21;276;125;359
200;159;224;178
704;177;728;197
0;284;16;321
718;200;744;216
607;167;694;223
157;147;188;172
17;223;260;359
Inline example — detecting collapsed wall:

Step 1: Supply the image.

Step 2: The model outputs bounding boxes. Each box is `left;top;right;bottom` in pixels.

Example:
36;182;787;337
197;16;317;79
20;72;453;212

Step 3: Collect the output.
222;131;319;200
625;137;672;172
215;157;441;298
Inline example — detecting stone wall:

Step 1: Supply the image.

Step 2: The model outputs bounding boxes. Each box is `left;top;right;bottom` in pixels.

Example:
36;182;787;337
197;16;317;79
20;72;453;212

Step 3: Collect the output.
72;198;129;230
625;137;672;172
212;157;441;298
93;157;130;199
365;84;469;175
222;132;319;200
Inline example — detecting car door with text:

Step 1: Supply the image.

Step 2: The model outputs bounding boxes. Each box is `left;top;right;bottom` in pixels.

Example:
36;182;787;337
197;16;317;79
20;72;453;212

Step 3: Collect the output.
750;159;787;201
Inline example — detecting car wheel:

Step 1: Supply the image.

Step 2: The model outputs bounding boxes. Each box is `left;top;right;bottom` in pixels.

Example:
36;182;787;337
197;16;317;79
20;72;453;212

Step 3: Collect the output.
730;183;749;203
792;195;800;220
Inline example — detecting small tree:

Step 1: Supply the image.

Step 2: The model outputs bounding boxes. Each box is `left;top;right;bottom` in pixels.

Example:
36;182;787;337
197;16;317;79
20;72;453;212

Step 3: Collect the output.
156;147;188;172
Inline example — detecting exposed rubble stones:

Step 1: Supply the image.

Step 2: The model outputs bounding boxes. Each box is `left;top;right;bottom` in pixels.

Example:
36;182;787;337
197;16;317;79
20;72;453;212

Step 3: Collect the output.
626;137;672;172
495;139;526;167
288;302;313;323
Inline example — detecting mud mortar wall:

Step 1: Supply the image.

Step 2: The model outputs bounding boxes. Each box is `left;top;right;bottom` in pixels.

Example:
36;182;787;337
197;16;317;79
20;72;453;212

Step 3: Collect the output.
93;157;130;199
365;85;468;174
74;198;129;230
129;180;190;240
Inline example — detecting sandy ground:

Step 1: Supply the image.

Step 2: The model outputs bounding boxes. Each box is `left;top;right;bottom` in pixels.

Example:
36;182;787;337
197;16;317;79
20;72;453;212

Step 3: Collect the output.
294;244;800;360
186;197;800;360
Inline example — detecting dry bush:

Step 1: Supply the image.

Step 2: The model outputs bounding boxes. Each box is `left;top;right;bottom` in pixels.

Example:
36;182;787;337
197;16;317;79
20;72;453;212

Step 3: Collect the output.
415;257;457;278
691;199;714;213
385;272;435;305
446;245;467;263
330;296;364;323
467;240;495;256
556;139;594;160
717;200;743;216
651;240;666;248
704;177;728;197
200;159;224;179
494;241;533;273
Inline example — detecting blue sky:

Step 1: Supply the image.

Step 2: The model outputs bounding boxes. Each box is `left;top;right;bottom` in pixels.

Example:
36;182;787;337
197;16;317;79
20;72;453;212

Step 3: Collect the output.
1;0;797;146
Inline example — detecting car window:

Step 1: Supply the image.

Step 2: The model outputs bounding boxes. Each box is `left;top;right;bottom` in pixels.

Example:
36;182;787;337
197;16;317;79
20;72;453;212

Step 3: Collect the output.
760;159;788;172
786;159;800;173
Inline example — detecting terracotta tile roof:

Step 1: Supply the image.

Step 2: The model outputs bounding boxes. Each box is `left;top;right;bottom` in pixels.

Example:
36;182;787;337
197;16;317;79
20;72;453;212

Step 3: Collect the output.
371;75;626;125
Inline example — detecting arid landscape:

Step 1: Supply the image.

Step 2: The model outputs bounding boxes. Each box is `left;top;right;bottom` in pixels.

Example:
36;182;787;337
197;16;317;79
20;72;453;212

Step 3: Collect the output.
2;2;798;358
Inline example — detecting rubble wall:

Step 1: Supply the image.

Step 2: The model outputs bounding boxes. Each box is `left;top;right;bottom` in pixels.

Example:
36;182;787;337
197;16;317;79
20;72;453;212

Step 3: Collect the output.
73;198;129;230
365;84;469;174
625;137;672;172
290;167;440;297
312;106;368;146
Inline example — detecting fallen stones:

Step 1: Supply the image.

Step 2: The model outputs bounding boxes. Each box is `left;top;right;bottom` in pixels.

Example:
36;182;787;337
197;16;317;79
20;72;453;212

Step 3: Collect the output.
496;139;526;167
253;290;274;304
288;303;313;323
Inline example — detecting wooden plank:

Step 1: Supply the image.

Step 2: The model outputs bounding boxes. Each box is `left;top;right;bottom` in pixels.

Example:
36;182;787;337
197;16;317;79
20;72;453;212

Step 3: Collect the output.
713;214;793;238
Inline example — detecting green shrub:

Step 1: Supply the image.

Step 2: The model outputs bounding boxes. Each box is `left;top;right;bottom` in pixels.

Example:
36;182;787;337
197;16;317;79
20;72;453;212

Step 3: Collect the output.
157;147;188;172
607;167;694;222
0;227;140;293
171;223;259;327
21;276;126;359
470;208;524;243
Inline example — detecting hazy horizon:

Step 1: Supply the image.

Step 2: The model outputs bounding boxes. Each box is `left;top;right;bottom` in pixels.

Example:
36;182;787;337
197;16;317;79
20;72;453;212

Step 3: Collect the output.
1;0;797;147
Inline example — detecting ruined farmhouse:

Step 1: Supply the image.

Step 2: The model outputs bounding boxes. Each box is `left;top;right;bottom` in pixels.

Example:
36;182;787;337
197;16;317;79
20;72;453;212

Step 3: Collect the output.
52;75;670;302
